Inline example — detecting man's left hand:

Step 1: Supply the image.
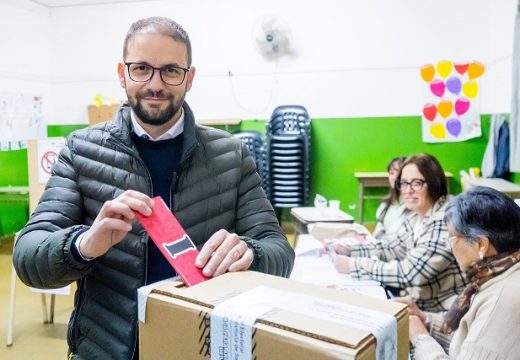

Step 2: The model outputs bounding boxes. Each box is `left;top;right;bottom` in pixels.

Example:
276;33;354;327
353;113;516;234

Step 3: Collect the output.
195;229;254;277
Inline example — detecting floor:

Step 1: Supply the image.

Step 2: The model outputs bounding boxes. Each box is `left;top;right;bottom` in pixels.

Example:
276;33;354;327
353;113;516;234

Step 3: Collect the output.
0;229;297;360
0;236;74;360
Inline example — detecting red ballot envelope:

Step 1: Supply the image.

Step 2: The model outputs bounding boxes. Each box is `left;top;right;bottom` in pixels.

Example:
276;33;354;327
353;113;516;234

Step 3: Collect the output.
135;196;208;287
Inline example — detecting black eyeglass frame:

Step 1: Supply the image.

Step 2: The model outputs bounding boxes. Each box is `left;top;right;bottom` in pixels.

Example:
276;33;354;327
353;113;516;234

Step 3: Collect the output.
395;178;427;192
124;62;190;86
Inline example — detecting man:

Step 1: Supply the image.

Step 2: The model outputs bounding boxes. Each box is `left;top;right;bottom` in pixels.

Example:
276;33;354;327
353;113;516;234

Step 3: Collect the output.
13;17;294;359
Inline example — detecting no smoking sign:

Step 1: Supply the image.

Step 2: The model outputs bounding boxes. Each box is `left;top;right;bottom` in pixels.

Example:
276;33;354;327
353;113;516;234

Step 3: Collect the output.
40;151;59;174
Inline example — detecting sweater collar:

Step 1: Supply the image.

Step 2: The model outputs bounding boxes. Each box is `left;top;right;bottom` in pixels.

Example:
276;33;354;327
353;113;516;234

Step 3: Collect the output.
130;108;185;141
109;102;199;163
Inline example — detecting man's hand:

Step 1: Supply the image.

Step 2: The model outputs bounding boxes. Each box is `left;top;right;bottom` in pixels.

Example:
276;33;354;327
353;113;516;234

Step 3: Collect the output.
79;190;154;259
195;229;254;277
331;254;351;273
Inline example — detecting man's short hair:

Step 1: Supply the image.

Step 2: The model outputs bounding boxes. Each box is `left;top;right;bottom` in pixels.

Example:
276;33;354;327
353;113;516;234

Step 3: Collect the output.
123;16;192;67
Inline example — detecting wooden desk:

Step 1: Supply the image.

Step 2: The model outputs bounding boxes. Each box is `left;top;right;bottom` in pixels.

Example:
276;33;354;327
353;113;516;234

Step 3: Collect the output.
196;118;241;131
290;207;354;236
354;171;453;224
464;177;520;196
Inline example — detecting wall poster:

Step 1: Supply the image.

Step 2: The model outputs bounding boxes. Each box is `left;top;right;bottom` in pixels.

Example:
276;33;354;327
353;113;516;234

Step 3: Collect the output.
420;61;484;143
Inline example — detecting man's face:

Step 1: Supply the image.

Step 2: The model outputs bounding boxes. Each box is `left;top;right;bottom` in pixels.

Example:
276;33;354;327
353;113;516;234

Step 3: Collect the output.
118;33;195;126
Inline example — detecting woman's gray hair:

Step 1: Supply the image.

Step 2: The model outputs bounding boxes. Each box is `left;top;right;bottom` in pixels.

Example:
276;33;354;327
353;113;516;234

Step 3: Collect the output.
123;17;192;66
445;186;520;253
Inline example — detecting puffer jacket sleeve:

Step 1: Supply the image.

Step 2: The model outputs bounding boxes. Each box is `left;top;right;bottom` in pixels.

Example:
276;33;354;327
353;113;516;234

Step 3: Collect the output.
13;137;94;289
235;143;294;278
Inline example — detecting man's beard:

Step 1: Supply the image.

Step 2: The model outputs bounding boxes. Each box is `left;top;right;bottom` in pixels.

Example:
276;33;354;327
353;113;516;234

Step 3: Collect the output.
128;89;184;126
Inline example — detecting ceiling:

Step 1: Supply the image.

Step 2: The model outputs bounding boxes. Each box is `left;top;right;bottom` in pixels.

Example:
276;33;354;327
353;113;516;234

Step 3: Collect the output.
28;0;157;8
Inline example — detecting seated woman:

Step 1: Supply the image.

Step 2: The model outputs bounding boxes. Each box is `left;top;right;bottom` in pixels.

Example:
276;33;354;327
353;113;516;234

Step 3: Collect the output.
372;156;408;240
401;186;520;359
331;153;465;312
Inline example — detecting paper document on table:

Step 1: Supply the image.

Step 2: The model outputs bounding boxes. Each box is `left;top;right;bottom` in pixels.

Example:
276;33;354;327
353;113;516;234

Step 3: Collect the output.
308;222;371;239
290;254;387;300
294;234;324;256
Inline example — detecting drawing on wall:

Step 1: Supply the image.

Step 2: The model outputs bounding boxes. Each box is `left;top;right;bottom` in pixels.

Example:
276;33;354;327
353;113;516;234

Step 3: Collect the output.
0;93;45;143
420;61;484;143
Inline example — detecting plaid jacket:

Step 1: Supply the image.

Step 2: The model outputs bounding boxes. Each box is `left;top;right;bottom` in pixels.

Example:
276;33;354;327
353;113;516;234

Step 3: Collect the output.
349;197;466;312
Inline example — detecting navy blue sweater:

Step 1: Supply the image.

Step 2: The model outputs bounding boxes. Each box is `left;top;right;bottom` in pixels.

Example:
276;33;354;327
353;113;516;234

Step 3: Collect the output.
132;132;184;284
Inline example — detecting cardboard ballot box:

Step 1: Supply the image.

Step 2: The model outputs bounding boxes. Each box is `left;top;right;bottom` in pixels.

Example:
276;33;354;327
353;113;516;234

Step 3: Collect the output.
87;104;120;125
138;271;408;360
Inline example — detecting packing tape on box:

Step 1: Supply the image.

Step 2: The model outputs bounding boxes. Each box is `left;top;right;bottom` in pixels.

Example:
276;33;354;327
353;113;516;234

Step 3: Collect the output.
211;285;396;360
137;276;180;323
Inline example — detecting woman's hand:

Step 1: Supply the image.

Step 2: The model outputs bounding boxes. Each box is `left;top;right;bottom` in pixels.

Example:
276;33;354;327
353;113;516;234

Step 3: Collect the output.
393;296;426;322
331;254;351;273
409;315;429;343
332;241;351;256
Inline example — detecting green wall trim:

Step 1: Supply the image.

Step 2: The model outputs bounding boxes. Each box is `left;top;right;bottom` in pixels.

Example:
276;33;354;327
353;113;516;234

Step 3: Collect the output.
47;124;88;137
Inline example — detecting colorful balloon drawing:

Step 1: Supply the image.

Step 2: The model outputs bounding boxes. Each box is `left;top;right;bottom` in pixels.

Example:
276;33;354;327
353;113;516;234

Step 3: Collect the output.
420;64;435;82
437;61;453;79
446;118;462;137
430;79;445;97
423;103;437;121
420;60;484;142
446;76;461;95
468;61;485;80
438;100;453;118
454;63;468;75
462;80;479;99
455;98;470;116
430;123;446;139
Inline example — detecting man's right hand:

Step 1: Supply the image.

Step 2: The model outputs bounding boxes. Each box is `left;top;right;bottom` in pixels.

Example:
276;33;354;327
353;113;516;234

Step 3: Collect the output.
78;190;154;259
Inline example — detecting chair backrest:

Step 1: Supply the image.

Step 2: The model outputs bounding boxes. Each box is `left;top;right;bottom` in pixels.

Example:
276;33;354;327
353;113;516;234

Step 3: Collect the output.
267;105;311;136
265;105;311;208
232;131;264;164
232;131;270;196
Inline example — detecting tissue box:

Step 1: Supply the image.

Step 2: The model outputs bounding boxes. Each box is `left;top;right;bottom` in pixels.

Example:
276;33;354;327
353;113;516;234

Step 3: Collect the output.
138;271;408;359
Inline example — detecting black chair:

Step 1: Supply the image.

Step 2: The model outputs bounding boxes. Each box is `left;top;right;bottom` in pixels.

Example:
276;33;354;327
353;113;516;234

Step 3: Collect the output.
265;105;311;210
232;131;270;197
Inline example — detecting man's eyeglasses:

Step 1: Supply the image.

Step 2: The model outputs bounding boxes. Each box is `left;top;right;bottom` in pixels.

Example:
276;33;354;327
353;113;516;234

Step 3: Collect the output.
396;179;427;192
125;62;189;86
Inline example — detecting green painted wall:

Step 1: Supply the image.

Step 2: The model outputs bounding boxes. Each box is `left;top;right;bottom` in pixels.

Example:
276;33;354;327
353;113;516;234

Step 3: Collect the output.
47;124;88;137
0;125;87;238
0;149;29;239
0;114;516;237
241;115;494;224
308;115;491;223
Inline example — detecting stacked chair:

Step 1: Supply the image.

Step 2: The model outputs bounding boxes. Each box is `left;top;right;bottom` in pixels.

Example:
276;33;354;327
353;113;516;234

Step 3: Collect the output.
265;105;311;210
232;130;270;199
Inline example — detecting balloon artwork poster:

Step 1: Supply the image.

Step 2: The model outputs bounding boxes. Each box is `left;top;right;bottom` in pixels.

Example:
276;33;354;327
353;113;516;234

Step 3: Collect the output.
420;61;484;143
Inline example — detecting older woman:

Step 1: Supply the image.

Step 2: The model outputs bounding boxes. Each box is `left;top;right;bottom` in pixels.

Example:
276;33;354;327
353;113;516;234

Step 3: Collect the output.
331;153;465;312
401;186;520;359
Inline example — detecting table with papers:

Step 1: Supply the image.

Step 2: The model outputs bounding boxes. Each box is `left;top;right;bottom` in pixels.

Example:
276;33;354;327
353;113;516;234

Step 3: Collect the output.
289;235;388;300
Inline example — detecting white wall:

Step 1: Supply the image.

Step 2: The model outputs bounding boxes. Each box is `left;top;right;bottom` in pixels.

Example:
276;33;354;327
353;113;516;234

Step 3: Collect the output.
3;0;518;124
0;1;51;117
